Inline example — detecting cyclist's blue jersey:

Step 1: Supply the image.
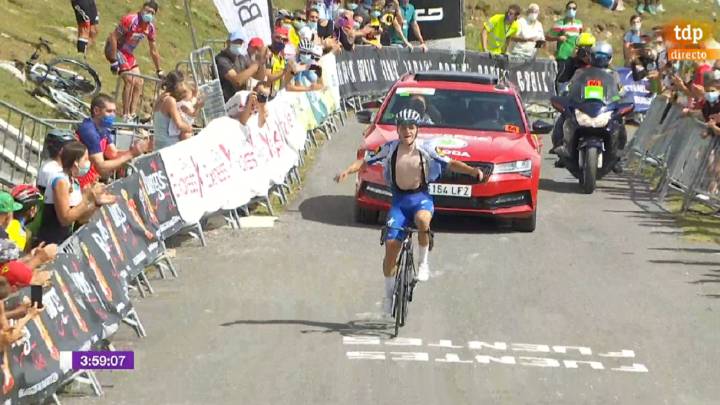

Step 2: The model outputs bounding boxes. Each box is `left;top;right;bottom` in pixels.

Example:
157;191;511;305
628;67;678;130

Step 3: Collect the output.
364;140;451;190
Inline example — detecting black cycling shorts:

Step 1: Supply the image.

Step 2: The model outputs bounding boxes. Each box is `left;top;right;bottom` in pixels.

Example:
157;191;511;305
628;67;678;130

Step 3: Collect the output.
71;0;99;26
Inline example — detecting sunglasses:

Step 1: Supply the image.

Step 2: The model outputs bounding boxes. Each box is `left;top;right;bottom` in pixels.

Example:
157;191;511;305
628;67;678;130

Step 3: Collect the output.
567;6;577;10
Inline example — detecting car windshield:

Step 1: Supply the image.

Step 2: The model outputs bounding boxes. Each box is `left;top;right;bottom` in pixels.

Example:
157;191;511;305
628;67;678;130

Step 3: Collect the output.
378;88;525;133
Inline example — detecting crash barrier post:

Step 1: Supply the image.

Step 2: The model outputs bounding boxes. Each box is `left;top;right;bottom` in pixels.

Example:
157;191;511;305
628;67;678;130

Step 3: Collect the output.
0;100;54;187
189;46;227;126
113;71;163;122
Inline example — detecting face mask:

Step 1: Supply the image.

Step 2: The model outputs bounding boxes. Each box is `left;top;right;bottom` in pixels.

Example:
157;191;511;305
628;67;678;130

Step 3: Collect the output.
271;41;285;53
308;21;318;31
293;21;306;30
371;10;381;18
101;114;115;128
348;3;358;11
230;44;245;56
142;12;154;23
282;23;292;31
566;9;576;19
527;13;538;22
706;91;720;104
633;23;642;32
77;161;91;177
299;54;313;64
353;21;361;29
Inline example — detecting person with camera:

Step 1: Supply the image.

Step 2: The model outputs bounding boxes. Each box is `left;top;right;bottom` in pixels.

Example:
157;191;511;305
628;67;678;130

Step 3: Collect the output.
216;28;268;103
228;82;271;128
623;15;644;67
508;4;546;59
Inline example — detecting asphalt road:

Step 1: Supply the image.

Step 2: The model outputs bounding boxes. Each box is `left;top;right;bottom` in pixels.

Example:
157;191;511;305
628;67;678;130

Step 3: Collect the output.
68;120;720;405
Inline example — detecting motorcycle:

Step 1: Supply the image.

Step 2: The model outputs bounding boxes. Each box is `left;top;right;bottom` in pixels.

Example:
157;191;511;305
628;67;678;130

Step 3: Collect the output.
550;96;634;194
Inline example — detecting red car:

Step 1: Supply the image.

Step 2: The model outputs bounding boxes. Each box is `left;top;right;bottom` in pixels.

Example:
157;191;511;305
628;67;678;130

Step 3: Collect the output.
353;71;553;232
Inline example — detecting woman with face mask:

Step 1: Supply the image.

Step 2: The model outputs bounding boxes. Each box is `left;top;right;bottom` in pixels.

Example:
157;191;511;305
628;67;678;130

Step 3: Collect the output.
508;4;545;58
36;142;116;245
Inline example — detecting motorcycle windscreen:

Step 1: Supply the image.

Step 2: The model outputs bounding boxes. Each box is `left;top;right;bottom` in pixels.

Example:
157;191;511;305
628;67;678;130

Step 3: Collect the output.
567;67;621;105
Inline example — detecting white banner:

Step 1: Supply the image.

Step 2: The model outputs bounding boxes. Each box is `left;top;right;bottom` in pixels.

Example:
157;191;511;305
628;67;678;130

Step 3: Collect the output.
158;53;342;225
212;0;272;44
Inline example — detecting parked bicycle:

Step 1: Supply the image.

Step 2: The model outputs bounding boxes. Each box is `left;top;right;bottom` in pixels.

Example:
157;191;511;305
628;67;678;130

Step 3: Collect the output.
380;225;434;337
15;38;101;119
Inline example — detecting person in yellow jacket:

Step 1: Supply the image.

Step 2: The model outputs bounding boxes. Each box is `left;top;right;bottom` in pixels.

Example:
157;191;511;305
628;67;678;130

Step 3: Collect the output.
6;185;43;252
481;5;522;54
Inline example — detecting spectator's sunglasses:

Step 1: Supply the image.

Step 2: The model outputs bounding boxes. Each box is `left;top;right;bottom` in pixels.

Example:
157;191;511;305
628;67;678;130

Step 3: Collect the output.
567;5;577;10
295;16;307;22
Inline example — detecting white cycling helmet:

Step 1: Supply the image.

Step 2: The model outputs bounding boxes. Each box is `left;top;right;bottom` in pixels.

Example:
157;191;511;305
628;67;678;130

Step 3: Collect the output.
395;108;422;125
298;38;314;54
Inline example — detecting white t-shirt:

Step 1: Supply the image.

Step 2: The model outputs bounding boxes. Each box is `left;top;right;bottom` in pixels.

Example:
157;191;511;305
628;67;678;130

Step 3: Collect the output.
509;17;545;58
36;160;63;192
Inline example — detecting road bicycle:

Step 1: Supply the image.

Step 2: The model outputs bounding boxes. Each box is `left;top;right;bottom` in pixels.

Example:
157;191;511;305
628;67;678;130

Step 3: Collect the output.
380;225;434;337
15;38;100;118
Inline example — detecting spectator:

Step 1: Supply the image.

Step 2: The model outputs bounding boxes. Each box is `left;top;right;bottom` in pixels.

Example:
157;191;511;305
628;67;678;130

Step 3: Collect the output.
390;0;428;52
623;15;644;66
70;0;99;54
37;130;77;196
481;5;522;55
0;276;43;350
169;79;202;144
701;79;720;129
0;243;52;289
77;94;147;188
8;185;43;252
35;142;116;245
314;7;335;40
104;1;162;122
216;29;268;103
0;193;23;248
362;22;383;49
636;0;664;15
266;28;291;96
508;4;545;59
312;0;341;21
379;2;400;46
153;71;196;150
547;1;584;91
337;14;357;51
287;40;325;92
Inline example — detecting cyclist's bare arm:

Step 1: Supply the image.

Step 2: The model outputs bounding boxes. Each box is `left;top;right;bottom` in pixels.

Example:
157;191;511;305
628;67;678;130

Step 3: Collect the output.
334;158;367;183
448;159;484;181
106;30;120;62
148;40;161;72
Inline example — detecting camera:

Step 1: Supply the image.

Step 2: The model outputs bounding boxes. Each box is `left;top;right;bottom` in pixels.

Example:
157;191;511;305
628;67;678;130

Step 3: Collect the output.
629;42;659;81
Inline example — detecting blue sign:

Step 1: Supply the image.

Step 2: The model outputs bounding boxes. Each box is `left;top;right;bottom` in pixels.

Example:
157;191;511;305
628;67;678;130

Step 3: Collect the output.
617;67;654;113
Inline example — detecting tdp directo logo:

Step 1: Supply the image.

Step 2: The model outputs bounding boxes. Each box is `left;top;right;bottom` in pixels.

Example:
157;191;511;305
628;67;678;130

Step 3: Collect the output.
663;20;720;61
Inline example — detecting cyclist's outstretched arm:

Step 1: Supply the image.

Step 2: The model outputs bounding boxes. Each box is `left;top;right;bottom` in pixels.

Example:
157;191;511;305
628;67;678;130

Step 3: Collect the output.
334;158;367;183
448;159;484;182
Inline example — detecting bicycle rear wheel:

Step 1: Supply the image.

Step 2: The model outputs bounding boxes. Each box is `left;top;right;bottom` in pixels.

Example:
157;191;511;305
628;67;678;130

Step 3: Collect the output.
42;57;101;98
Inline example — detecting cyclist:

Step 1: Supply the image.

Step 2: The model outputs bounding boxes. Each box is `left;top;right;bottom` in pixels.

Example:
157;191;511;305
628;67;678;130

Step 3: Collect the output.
334;108;484;314
104;0;162;121
8;185;43;252
70;0;99;55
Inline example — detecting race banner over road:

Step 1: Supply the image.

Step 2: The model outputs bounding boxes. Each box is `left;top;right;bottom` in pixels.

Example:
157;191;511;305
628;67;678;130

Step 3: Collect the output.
408;0;464;40
335;46;558;104
213;0;273;44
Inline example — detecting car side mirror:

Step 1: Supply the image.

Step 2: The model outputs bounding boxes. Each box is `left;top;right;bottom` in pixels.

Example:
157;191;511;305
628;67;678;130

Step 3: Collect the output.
356;110;375;124
531;120;553;134
361;100;382;109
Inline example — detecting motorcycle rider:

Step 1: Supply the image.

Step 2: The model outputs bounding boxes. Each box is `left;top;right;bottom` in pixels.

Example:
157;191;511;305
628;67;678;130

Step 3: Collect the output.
550;32;595;155
551;41;627;172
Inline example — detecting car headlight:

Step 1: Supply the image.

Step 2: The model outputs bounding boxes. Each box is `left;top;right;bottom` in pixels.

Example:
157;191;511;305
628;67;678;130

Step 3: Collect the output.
493;159;532;176
574;110;612;128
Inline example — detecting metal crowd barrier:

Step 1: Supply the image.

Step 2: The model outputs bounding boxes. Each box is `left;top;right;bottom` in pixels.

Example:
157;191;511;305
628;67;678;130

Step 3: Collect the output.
0;100;54;187
190;46;226;126
628;96;720;213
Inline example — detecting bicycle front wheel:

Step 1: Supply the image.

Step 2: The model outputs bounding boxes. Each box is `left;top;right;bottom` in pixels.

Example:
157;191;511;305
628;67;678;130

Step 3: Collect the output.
393;254;407;337
42;58;101;98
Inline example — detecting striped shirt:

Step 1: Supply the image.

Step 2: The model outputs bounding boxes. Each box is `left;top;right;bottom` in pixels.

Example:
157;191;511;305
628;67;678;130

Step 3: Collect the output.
549;18;583;60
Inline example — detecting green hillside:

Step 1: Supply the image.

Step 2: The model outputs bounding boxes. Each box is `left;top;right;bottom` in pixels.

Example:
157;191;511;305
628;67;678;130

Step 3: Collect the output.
0;0;716;118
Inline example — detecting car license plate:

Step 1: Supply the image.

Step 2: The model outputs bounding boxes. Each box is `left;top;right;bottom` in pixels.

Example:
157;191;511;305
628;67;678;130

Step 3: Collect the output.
429;183;471;198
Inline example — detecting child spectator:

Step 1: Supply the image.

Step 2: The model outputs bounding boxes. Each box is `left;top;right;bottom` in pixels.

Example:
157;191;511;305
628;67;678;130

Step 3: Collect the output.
8;185;43;252
168;81;200;142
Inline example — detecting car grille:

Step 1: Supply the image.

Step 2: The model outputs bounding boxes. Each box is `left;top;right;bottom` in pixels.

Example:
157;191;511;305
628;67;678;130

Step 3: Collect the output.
436;162;494;184
361;182;531;210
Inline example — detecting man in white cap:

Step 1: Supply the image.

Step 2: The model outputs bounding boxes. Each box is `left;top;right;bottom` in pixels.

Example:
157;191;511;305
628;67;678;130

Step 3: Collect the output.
215;28;268;102
508;3;545;58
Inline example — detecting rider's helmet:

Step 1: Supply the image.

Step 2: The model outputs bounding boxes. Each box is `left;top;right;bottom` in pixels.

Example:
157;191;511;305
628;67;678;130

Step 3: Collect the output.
591;41;613;68
395;108;422;127
577;32;597;48
11;184;42;211
298;38;314;54
42;129;76;159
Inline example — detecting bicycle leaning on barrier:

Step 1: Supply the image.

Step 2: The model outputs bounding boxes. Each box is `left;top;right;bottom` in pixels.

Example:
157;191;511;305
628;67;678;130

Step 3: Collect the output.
334;108;486;328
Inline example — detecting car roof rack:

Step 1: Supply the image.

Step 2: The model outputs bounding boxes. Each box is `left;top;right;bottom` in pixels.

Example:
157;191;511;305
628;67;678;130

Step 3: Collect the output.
412;71;499;85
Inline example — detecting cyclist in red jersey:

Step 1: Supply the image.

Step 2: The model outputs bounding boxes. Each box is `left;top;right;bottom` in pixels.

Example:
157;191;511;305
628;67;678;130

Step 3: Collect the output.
104;1;163;121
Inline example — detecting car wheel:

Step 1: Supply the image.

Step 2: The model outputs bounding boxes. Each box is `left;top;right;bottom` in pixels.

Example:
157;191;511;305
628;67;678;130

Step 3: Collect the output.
354;204;378;224
512;211;536;232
